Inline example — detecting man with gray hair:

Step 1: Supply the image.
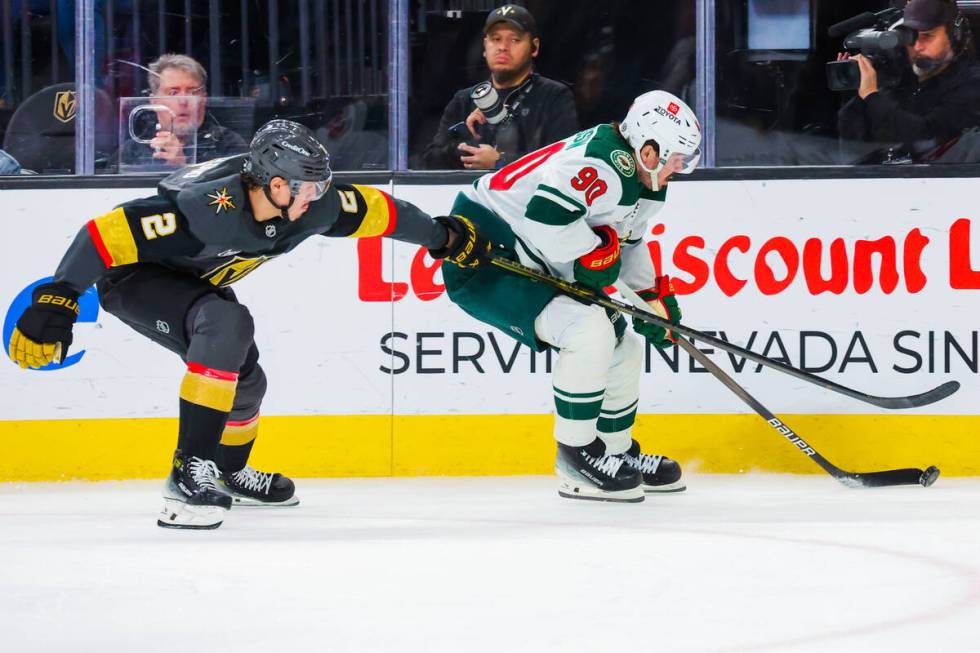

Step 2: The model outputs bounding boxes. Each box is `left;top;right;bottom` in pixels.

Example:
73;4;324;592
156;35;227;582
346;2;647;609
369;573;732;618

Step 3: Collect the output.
121;53;247;169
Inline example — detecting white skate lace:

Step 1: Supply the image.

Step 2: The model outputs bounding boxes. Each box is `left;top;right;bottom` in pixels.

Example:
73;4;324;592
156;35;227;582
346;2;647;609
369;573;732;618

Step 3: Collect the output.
230;465;273;495
627;452;663;474
584;452;625;476
188;457;221;491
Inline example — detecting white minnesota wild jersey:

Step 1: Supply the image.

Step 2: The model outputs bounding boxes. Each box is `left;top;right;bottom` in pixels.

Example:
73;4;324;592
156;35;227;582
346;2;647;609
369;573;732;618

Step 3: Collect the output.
464;123;667;290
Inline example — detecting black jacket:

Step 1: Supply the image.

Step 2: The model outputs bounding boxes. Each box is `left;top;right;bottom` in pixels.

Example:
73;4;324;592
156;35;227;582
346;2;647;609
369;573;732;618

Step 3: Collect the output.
422;72;579;170
838;55;980;160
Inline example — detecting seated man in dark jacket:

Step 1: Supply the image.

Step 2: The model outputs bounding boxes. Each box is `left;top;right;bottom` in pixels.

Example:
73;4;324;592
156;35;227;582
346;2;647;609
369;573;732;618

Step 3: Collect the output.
837;0;980;163
422;4;579;170
119;53;247;170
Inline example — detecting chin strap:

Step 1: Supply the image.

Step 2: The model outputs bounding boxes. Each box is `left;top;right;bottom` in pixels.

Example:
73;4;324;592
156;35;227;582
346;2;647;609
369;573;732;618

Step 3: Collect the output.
263;185;295;220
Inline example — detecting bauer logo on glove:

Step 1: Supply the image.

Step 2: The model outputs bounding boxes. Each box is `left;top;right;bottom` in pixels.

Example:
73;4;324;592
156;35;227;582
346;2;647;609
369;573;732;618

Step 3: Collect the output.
37;293;80;314
429;214;492;268
573;225;622;290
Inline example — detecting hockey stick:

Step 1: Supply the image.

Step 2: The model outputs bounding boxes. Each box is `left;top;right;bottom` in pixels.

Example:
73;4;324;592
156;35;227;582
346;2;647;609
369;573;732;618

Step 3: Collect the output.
612;283;939;488
487;254;959;410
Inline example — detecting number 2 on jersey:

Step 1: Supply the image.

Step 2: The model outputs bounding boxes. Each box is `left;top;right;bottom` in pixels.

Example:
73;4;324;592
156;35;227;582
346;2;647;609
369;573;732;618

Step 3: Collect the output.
140;212;177;240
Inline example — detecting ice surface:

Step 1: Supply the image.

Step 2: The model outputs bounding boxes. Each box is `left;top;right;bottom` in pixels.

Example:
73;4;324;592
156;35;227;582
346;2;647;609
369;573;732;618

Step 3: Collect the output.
1;474;979;652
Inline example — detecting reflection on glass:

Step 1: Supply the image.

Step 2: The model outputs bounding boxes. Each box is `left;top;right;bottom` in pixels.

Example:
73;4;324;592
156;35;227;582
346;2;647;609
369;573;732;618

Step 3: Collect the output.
117;95;253;174
118;96;199;173
748;0;812;51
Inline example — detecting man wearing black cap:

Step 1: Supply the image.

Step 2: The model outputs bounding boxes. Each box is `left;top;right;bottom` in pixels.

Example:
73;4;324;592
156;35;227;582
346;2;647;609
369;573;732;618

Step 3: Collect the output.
422;4;579;170
837;0;980;162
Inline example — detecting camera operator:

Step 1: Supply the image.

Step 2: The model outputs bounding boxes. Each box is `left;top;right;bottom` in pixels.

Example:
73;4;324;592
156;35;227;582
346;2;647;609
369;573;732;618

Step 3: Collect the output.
421;5;579;170
837;0;980;161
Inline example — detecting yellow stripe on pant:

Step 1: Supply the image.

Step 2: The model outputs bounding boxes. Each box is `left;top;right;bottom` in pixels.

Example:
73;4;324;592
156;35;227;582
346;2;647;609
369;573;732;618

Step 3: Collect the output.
0;414;977;481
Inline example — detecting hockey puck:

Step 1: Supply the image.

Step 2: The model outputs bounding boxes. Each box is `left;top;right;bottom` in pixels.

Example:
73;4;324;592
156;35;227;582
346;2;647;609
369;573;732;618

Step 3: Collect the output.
919;465;940;487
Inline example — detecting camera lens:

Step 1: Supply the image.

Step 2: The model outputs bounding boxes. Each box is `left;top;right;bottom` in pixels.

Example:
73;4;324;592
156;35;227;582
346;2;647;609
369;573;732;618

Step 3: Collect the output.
470;82;508;125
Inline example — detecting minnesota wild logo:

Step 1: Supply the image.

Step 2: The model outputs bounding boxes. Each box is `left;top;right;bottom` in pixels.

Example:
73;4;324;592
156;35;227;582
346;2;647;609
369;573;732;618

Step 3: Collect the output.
610;150;635;178
207;187;236;214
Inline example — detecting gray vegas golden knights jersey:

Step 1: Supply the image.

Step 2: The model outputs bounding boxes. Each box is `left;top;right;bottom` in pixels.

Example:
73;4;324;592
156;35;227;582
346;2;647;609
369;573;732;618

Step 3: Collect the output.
53;154;448;293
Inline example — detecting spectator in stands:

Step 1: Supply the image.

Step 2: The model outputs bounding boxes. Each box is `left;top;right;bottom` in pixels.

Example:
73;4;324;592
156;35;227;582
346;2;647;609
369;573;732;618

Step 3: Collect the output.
837;0;980;163
0;149;24;175
422;4;578;170
119;53;246;169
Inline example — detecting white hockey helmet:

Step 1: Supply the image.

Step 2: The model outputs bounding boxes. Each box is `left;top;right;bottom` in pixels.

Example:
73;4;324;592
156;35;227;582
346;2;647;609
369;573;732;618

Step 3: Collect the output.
620;90;701;175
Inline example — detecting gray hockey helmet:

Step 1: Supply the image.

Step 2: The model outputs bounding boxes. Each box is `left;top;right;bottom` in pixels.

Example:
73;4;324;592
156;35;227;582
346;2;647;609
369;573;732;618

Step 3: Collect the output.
243;119;332;198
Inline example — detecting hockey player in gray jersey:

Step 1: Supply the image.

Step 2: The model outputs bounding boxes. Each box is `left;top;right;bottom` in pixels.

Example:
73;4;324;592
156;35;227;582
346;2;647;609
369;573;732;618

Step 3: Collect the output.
443;91;701;502
8;119;489;528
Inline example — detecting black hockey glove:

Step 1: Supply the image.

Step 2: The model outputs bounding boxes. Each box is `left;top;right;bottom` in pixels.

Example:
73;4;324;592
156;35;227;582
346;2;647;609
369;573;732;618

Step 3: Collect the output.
429;215;492;268
9;282;80;369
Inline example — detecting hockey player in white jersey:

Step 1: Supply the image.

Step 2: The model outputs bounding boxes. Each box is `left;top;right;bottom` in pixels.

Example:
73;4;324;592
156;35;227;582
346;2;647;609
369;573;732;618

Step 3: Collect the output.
442;90;701;502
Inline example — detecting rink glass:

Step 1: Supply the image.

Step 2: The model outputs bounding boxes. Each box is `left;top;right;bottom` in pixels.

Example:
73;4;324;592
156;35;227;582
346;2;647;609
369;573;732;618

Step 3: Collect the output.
1;1;979;175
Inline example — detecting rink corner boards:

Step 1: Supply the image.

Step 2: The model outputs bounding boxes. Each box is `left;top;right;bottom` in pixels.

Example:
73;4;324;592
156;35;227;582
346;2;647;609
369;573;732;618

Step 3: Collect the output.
0;413;977;481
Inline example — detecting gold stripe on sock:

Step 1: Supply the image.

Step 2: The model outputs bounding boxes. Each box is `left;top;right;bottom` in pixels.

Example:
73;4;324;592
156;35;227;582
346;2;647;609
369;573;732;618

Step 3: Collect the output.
220;417;259;446
179;371;236;412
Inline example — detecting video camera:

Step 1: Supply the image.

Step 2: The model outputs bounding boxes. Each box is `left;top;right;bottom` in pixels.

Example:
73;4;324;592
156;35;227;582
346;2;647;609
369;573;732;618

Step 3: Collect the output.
826;8;914;91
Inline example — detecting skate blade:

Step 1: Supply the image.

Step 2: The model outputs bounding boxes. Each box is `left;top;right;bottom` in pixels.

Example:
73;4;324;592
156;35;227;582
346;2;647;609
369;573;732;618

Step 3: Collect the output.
557;481;645;503
230;494;300;508
643;480;687;493
157;498;227;529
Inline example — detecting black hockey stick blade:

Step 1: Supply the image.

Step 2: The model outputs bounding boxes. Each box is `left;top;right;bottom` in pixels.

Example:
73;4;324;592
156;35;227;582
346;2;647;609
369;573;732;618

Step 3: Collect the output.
835;465;941;488
678;335;942;490
488;255;960;410
862;381;960;409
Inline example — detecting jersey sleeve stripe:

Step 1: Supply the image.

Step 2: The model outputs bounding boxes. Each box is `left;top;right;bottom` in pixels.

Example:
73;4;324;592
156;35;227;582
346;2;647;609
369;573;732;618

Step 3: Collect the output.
349;185;396;238
525;185;586;226
85;219;113;268
536;185;584;212
89;207;139;266
380;188;398;236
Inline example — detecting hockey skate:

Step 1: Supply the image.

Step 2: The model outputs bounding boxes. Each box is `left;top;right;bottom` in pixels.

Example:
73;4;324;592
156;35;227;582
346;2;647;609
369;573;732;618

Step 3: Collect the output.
555;440;644;503
158;450;233;530
621;439;686;493
220;465;299;507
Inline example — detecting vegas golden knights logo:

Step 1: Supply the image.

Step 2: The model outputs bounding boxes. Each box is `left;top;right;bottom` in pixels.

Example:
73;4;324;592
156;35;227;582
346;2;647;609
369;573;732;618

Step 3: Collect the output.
202;255;271;287
53;91;77;124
